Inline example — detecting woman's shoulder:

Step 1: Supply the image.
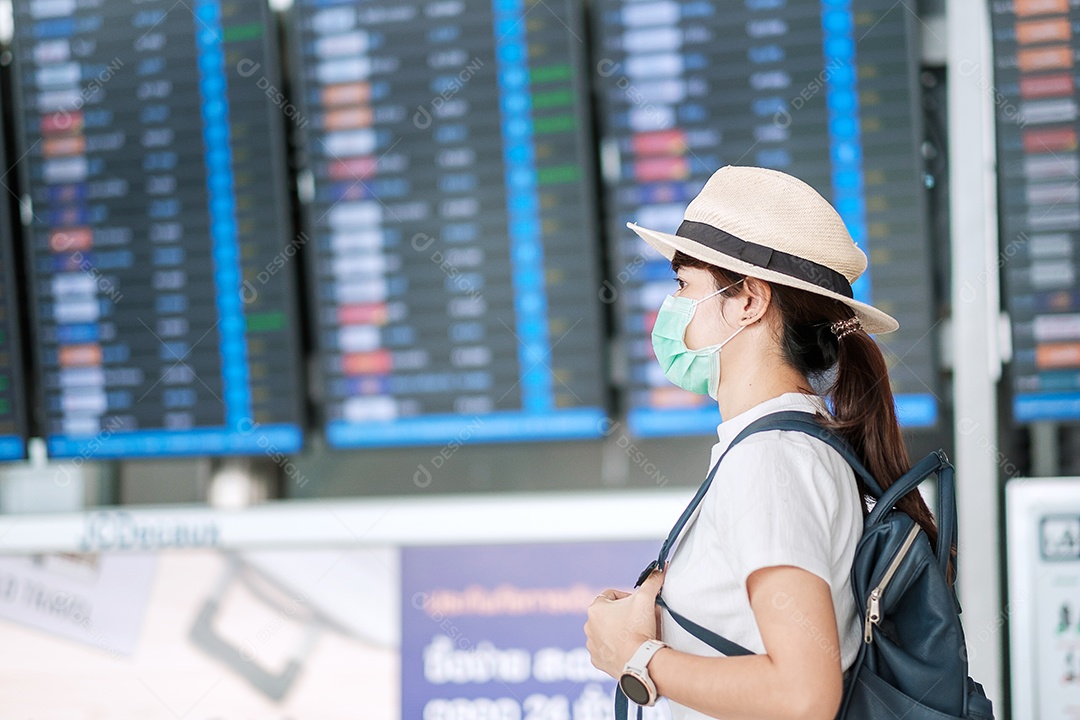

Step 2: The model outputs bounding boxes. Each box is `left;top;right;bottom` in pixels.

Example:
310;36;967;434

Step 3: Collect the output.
717;428;857;504
724;425;850;468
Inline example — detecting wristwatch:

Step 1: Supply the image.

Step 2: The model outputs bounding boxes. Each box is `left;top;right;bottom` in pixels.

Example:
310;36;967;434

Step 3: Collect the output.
619;639;668;706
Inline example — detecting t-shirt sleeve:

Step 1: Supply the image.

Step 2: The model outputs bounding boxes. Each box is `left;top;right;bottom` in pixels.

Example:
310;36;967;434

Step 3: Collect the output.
699;432;842;593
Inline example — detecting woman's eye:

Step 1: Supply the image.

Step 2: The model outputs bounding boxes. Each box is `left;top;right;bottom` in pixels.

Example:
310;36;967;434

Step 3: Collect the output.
673;276;686;289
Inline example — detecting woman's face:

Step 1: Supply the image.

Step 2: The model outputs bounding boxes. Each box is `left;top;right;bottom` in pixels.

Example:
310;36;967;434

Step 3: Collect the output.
673;266;742;351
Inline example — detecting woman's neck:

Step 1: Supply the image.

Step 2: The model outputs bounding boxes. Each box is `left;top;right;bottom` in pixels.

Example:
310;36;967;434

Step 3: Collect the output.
714;343;814;421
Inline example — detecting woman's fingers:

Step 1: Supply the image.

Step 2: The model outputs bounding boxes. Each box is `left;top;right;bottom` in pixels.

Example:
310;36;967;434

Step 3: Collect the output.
593;588;631;602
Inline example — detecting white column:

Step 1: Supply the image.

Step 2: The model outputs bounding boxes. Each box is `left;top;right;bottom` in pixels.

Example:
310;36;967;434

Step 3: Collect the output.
947;0;1004;710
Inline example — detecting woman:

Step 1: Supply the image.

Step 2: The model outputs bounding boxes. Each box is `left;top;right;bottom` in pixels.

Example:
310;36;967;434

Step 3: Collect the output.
584;166;942;719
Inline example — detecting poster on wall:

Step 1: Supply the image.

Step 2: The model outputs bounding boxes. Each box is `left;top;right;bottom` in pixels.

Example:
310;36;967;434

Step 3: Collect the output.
0;547;400;718
0;495;682;718
401;541;670;719
1007;479;1080;719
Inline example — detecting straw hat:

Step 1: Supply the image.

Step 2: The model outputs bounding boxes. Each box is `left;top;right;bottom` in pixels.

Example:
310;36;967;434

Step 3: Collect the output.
627;165;898;334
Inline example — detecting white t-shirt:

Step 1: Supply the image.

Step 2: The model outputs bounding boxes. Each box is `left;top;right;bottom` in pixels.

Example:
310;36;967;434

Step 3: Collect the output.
659;392;865;719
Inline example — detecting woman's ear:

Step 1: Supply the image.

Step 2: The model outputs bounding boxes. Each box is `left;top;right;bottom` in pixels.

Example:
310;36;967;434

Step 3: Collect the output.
732;277;772;326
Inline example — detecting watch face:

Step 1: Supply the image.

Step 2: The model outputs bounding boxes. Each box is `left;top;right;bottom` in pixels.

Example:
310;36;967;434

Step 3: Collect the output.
619;673;651;706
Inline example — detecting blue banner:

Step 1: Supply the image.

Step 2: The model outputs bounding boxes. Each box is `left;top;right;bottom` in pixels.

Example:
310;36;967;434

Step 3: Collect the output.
402;540;668;719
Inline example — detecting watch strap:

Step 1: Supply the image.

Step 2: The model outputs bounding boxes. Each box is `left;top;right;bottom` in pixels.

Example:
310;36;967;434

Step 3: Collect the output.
625;638;668;672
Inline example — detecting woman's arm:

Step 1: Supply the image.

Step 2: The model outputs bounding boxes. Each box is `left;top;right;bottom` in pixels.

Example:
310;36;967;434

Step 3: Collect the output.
650;565;843;720
586;566;843;720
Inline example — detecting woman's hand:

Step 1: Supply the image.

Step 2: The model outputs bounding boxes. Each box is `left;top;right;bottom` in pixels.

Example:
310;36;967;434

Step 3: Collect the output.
583;569;665;678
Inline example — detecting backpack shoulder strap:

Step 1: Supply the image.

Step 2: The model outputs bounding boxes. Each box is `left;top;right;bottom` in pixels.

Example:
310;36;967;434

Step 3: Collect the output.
656;595;754;656
745;411;884;497
617;409;870;719
645;411;827;578
771;418;960;596
643;409;871;657
648;410;872;574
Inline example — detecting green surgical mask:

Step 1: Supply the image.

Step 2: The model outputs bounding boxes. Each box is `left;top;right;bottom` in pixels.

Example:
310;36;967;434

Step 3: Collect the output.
651;282;745;399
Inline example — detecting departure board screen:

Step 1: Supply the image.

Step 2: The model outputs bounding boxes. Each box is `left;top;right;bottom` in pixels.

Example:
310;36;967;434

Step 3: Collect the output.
593;0;937;436
11;0;306;458
0;120;30;462
291;0;607;446
991;0;1080;422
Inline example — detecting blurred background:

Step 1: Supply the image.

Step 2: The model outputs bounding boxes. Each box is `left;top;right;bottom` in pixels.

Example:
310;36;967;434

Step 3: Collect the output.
0;0;1067;716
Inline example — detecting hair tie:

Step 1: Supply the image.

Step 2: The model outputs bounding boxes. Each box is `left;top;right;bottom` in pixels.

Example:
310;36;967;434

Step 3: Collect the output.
830;316;862;340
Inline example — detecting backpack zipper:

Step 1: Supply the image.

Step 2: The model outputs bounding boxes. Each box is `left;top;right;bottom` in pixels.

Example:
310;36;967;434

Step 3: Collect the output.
864;523;922;643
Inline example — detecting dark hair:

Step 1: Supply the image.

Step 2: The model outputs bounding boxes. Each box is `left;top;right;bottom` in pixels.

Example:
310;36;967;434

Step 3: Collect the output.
671;251;952;583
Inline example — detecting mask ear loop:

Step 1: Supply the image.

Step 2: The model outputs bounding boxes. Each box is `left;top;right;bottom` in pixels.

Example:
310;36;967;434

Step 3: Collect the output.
682;278;747;354
706;322;748;399
690;277;743;308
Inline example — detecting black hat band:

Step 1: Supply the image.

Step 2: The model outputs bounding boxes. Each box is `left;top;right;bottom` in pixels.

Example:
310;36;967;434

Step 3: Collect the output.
676;220;854;299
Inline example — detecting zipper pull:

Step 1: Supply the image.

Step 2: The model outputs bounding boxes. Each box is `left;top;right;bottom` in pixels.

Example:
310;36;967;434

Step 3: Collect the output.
864;589;882;643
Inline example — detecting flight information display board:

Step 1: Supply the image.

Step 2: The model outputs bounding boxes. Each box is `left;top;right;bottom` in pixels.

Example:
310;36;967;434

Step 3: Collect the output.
11;0;306;458
290;0;607;446
991;0;1080;422
0;120;30;462
593;0;937;436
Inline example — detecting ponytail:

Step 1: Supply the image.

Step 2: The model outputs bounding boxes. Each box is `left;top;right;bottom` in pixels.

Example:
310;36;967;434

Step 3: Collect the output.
827;325;955;584
830;328;910;495
670;250;952;583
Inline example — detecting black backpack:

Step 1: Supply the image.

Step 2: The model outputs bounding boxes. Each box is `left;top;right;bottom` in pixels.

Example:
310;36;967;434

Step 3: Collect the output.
616;410;994;720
